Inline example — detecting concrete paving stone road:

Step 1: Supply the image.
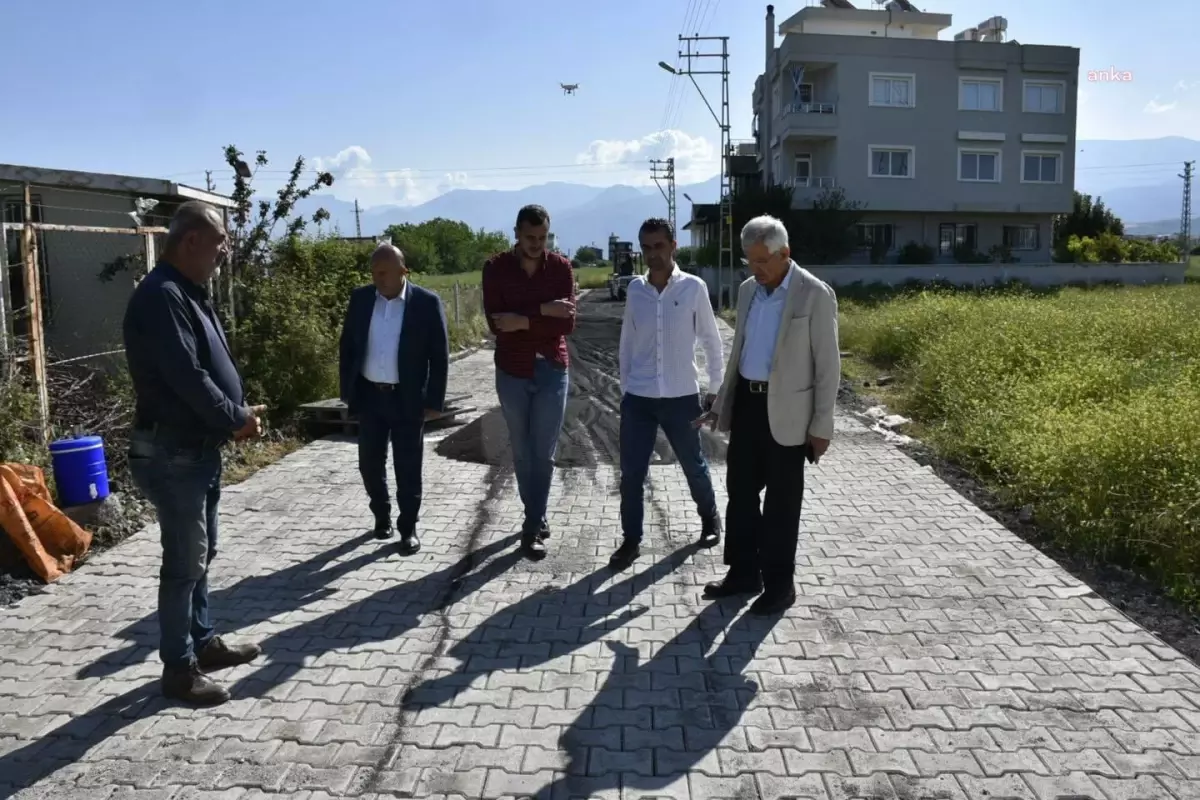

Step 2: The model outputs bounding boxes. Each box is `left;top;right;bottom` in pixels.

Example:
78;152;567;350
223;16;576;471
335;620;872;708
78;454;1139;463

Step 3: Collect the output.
2;291;1200;799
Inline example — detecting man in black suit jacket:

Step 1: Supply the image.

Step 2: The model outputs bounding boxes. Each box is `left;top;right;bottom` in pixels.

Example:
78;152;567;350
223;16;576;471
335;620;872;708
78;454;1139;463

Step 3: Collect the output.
339;243;449;554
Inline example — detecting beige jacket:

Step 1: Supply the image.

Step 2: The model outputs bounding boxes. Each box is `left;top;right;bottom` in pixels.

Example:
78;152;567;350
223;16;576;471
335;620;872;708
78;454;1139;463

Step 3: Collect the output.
713;261;840;445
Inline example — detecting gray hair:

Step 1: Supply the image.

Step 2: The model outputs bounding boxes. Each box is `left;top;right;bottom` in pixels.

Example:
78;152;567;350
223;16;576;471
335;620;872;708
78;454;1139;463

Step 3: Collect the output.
740;214;789;255
371;242;406;265
165;200;223;251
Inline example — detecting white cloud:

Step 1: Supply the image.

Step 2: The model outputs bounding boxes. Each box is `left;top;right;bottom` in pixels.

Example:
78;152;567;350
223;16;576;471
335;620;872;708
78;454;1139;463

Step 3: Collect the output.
1144;98;1178;114
313;146;478;207
1175;80;1199;93
575;129;717;182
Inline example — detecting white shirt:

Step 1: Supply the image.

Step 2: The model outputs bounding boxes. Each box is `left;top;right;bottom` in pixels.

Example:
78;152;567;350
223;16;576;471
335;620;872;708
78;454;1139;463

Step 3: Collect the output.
619;266;724;398
361;282;408;384
737;267;792;382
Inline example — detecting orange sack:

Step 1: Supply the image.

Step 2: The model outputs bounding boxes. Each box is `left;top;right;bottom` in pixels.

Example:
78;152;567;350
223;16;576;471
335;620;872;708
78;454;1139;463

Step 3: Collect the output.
0;463;93;583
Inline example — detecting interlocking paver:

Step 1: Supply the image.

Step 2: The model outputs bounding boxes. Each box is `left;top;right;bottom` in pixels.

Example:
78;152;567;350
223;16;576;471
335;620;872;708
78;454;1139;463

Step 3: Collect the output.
2;292;1200;799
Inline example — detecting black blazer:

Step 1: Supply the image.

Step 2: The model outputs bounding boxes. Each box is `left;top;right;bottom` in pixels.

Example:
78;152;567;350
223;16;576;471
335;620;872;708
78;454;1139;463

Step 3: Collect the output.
338;283;450;419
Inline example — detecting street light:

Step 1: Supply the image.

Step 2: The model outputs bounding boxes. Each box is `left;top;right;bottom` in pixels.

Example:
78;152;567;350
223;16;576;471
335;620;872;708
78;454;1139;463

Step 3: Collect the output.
657;61;677;74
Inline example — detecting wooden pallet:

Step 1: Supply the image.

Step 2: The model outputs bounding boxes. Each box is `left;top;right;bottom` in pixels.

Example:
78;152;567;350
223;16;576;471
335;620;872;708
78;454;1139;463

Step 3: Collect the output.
299;394;475;435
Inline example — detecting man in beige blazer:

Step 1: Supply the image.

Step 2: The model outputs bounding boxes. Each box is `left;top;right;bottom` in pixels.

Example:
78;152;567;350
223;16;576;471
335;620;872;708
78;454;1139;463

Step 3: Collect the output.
698;214;841;615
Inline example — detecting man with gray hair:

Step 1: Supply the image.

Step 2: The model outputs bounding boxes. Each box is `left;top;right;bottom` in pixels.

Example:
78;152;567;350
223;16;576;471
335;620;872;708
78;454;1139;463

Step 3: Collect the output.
124;200;266;705
697;214;840;615
339;242;449;554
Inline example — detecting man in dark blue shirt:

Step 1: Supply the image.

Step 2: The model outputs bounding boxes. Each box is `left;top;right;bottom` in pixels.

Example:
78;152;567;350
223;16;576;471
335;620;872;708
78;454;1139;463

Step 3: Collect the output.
123;200;265;706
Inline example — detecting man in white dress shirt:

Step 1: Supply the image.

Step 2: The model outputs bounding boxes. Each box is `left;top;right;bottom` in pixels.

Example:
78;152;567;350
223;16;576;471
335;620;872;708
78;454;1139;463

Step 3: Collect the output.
339;243;449;554
610;217;725;569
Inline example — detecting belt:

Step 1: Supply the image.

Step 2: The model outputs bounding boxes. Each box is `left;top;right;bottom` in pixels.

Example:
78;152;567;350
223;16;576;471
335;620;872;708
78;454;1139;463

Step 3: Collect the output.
362;379;398;392
740;378;769;394
132;422;225;450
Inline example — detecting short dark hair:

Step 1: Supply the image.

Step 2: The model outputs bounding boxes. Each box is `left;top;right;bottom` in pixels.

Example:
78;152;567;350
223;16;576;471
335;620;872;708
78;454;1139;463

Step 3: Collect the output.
516;204;550;229
638;217;674;242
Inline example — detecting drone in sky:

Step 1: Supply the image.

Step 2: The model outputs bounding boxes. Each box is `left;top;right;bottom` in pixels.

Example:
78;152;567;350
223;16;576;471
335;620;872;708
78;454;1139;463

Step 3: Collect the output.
560;83;578;96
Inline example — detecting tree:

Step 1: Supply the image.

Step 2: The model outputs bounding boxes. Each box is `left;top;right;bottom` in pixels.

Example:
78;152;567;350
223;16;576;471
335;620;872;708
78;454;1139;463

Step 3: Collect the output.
791;187;866;265
1053;191;1124;260
573;246;602;264
382;218;508;275
728;183;865;265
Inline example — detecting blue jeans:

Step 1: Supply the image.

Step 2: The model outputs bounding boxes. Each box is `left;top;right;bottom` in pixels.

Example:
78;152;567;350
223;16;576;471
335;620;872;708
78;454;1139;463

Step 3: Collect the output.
619;392;718;543
127;429;222;671
496;359;569;532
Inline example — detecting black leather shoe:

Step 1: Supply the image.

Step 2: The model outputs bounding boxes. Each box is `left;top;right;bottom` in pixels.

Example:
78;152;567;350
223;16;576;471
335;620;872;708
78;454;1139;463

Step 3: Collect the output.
162;664;230;706
398;528;421;555
749;588;796;616
702;572;763;600
538;518;550;540
522;531;547;560
608;539;640;570
373;520;394;540
196;636;262;671
698;513;722;548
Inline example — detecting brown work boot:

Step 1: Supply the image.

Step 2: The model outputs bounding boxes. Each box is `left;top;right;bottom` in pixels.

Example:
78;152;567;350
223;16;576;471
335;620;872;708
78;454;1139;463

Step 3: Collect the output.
196;635;262;671
162;664;231;706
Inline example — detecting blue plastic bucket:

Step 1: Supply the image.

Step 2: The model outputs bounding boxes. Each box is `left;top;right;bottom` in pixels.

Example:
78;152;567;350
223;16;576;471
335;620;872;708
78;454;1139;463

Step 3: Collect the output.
49;435;110;508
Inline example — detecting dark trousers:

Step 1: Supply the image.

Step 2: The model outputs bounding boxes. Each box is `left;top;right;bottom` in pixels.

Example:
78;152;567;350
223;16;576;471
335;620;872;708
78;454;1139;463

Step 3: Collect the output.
723;377;807;595
356;380;424;529
127;429;222;671
619;392;718;542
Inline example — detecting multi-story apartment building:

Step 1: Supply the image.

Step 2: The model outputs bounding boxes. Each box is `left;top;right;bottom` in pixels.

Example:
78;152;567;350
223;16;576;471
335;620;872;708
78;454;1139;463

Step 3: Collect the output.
752;0;1079;263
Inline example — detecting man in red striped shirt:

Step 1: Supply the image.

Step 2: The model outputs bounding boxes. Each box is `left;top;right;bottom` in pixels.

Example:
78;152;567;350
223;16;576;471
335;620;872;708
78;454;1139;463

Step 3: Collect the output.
482;204;576;559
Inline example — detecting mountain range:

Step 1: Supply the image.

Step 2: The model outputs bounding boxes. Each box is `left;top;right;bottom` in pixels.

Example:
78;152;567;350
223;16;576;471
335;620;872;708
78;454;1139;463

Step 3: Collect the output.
293;136;1199;249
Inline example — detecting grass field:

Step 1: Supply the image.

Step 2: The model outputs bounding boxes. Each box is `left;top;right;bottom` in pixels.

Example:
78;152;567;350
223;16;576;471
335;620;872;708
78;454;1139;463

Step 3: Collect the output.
1189;254;1200;279
839;284;1200;606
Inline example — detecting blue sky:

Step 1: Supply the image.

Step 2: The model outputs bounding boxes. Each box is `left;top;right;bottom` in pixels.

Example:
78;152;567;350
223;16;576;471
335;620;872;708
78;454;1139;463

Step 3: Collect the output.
5;0;1197;208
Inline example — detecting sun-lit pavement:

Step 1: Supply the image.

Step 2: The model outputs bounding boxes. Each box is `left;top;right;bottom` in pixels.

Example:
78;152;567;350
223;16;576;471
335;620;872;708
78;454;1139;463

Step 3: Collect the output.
2;292;1199;799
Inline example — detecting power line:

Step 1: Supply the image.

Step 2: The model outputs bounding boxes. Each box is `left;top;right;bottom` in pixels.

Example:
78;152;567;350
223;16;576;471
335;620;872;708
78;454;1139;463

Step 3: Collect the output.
650;157;677;235
1180;161;1194;256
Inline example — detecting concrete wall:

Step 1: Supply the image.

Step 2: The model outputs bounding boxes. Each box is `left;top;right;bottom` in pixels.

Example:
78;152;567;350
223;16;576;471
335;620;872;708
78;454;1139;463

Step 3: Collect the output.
691;262;1187;297
760;34;1079;215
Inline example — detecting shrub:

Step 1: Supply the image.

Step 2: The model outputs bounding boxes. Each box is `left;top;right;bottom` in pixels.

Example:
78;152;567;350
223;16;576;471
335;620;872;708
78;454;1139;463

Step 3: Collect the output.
841;285;1200;605
896;241;935;264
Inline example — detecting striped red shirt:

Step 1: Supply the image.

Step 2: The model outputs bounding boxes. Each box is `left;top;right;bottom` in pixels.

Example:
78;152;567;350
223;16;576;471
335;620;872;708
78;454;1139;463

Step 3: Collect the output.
482;249;576;378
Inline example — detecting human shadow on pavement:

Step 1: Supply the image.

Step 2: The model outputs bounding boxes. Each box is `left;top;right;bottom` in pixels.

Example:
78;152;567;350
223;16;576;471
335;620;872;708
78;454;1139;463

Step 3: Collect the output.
400;543;700;714
540;602;779;800
2;533;522;798
76;530;385;679
222;530;523;697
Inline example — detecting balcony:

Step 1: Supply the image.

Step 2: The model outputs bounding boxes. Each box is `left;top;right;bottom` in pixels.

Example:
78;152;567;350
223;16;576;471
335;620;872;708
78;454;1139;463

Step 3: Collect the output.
776;101;838;140
785;176;837;208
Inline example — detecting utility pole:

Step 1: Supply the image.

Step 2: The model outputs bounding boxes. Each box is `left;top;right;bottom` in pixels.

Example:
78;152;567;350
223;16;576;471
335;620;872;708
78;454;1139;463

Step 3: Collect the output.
205;170;214;192
354;199;362;238
649;157;676;236
1180;161;1194;260
666;34;731;309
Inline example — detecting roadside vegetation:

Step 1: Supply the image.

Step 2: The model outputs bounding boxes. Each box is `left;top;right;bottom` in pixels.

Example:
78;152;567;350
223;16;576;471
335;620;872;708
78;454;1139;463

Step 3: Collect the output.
839;282;1200;607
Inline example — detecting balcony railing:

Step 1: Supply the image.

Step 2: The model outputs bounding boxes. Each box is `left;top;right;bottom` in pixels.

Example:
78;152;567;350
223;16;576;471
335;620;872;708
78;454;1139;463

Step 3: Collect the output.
783;101;836;115
785;176;837;189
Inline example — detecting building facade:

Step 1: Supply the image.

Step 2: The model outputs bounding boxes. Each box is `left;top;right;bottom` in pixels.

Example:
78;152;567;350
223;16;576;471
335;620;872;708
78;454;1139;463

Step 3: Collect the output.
753;1;1079;264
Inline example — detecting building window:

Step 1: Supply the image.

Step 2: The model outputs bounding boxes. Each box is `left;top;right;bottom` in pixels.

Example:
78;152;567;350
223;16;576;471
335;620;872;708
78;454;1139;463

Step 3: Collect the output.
868;146;914;178
1022;151;1061;183
939;223;978;255
855;224;895;250
1023;80;1064;113
958;148;1001;182
959;78;1003;111
1003;225;1040;251
869;73;915;107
